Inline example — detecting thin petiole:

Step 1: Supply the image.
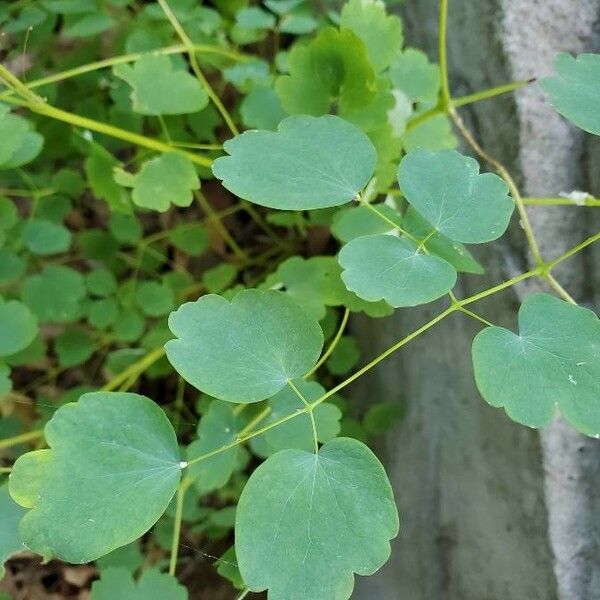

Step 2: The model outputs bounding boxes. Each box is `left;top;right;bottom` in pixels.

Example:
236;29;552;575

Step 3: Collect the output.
169;477;192;576
304;309;350;378
359;196;419;244
288;380;319;453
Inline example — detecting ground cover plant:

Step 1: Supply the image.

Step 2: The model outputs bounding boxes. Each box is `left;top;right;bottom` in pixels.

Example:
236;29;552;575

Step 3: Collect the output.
0;0;599;598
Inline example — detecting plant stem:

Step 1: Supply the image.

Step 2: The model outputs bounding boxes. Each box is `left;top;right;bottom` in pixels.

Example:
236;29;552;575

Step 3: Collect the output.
522;196;600;207
449;107;544;266
544;273;577;304
0;430;43;451
313;306;457;408
157;0;239;136
239;407;271;436
195;191;248;262
359;196;418;243
0;44;247;102
451;80;531;108
0;467;13;474
438;0;451;108
169;478;192;576
178;230;600;469
288;380;318;453
101;347;166;392
545;230;600;270
236;589;251;600
1;94;212;167
304;309;350;378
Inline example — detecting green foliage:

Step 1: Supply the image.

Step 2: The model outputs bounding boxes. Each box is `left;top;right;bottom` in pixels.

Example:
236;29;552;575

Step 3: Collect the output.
0;1;598;597
9;392;181;562
213;115;376;210
472;294;600;436
339;234;457;307
235;437;399;599
0;299;38;357
340;0;403;72
275;27;376;116
0;108;43;170
541;53;600;135
114;55;208;116
91;567;187;600
0;484;25;578
131;153;200;212
398;149;514;243
166;290;323;402
251;381;341;456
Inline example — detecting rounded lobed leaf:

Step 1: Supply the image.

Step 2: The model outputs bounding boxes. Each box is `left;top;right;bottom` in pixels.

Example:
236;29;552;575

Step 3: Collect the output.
398;149;514;243
472;293;600;436
0;483;26;578
338;234;457;307
540;53;600;136
0;299;38;357
113;54;208;116
212;115;377;210
235;437;399;600
165;289;324;403
90;567;188;600
8;392;182;563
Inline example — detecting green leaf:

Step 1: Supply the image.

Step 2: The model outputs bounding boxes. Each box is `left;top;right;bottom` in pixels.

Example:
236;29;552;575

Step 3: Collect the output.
9;392;182;562
54;328;95;367
114;55;208;115
0;249;25;283
402;207;484;274
166;289;323;403
187;400;240;493
401;114;456;152
236;437;399;599
274;256;393;319
135;281;175;317
203;263;238;293
88;298;119;329
0;483;25;578
0;110;43;170
364;401;405;436
472;293;600;436
236;6;275;29
326;335;360;375
169;223;208;256
275;27;376;116
540;53;600;135
251;380;341;457
0;197;18;231
340;0;403;72
389;49;440;104
212;115;376;210
22;219;71;255
338;234;456;307
96;542;144;574
398;149;514;243
79;229;118;261
108;213;142;244
86;268;118;297
240;87;286;130
132;153;199;212
91;567;187;600
85;144;131;213
63;12;115;37
0;299;38;357
331;203;402;243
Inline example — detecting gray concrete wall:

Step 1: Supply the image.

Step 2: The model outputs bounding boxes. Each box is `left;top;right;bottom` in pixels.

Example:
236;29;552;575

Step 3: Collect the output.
353;1;600;598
